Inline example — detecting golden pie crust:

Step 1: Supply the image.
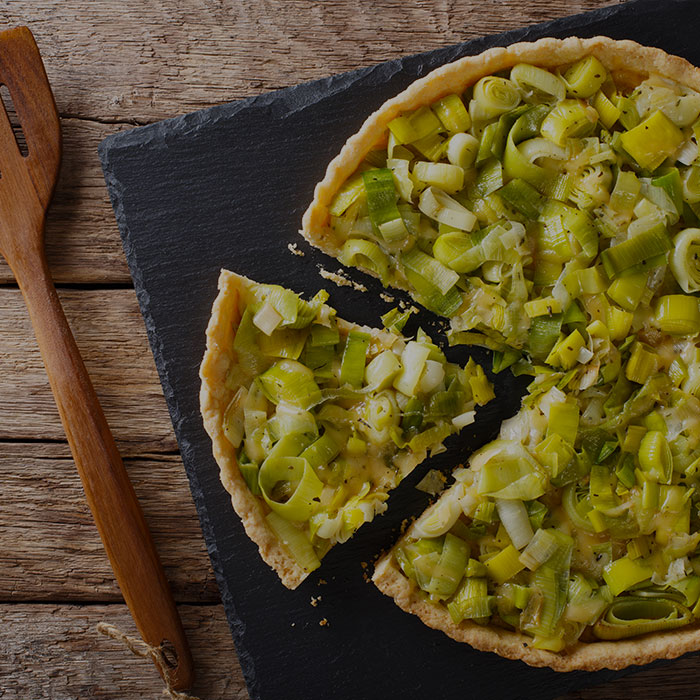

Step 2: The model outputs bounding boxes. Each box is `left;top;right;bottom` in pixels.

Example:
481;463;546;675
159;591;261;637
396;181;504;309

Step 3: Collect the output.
200;269;427;588
298;35;700;668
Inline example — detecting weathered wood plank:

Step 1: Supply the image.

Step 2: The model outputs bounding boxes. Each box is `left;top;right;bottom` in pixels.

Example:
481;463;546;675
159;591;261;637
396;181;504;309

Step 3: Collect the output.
2;1;621;122
0;442;218;602
0;603;245;700
1;601;700;700
0;288;177;453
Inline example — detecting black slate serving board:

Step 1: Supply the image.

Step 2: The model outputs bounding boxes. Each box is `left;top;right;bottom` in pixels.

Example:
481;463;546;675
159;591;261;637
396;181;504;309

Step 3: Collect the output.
100;1;700;698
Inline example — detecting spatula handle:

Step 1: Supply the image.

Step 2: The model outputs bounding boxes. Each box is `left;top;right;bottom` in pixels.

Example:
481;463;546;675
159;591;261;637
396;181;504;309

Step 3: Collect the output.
11;248;195;691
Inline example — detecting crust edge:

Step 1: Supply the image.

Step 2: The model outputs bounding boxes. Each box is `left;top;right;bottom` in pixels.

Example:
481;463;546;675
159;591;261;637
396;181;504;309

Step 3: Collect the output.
301;35;700;284
372;553;700;671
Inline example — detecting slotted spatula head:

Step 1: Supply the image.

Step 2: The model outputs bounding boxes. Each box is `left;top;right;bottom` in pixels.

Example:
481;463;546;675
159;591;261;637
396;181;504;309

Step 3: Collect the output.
0;26;61;265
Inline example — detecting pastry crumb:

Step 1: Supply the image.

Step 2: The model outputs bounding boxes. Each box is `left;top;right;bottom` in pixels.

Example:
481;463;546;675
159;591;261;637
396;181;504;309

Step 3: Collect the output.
319;618;329;627
416;469;447;495
287;242;305;256
380;292;395;303
310;595;322;607
318;578;327;585
318;266;368;292
360;561;368;570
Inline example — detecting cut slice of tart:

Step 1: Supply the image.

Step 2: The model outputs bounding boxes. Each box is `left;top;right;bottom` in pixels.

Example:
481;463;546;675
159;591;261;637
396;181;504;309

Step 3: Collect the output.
200;270;494;588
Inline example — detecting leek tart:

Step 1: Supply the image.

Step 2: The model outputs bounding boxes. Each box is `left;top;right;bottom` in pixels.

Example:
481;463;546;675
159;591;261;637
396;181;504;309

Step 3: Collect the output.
297;36;700;668
200;270;493;588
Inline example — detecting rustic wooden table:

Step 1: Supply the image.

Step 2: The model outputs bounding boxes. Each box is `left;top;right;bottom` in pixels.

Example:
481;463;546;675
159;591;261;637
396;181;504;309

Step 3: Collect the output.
2;1;700;697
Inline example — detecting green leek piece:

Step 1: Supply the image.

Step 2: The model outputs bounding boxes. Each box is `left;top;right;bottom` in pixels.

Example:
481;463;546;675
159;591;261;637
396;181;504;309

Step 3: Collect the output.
524;297;563;319
562;483;596;533
393;341;431;396
492;347;521;374
310;323;339;347
535;433;575;480
510;63;566;101
622;424;647;453
503;105;551;188
546;329;585;370
387;105;442;144
540;99;597;146
339;238;391;285
593;90;621;129
619;110;684;170
653;294;700;335
563;55;607;98
403;264;463;317
401;246;459;295
603;557;653;596
593;597;693;640
329;174;365;217
401;396;423;434
474;158;504;196
528;313;563;362
496;499;534;550
638;430;673;484
606;270;648;311
446;132;479;169
616;454;636;489
427;533;469;598
498;178;544;219
609;170;641;213
258;360;322;409
625;342;658;384
484;544;525;584
364;350;402;391
547;402;579;444
671;228;700;292
521;530;574;638
615;95;640;130
259;455;323;521
418;186;477;231
266;512;320;572
239;461;261;495
380;307;412;334
469;365;495;405
362;168;408;241
471;75;521;120
476;440;547;500
606;305;633;341
300;432;341;470
600;224;672;279
447;577;491;623
432;94;471;133
519;528;559;570
652;168;684;212
339;331;370;387
223;387;247;448
413;161;464;194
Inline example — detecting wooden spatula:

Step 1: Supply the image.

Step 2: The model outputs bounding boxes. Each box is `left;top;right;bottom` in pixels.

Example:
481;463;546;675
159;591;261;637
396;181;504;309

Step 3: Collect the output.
0;26;194;691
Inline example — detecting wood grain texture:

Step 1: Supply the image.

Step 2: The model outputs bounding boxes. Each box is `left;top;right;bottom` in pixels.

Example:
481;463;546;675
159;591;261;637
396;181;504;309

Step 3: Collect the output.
0;603;244;700
0;288;177;454
0;442;218;602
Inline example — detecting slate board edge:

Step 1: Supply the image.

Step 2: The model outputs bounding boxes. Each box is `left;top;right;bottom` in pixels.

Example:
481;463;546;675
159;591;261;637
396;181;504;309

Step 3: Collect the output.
98;0;686;697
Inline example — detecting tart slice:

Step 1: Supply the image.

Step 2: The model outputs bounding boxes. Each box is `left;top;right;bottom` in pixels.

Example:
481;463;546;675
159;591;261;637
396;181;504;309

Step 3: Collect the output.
200;270;493;588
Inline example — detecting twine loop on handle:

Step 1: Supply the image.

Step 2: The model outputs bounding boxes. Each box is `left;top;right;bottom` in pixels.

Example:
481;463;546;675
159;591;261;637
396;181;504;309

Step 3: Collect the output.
97;622;201;700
